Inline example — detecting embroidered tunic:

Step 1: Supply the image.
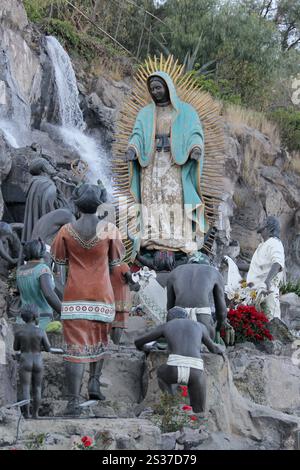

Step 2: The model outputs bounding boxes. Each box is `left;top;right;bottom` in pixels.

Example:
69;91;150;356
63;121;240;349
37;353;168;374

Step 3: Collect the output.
51;222;125;362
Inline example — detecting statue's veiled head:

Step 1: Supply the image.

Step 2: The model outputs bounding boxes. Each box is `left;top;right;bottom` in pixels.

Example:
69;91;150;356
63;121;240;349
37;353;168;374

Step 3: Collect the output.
72;183;106;214
147;75;170;104
257;216;280;240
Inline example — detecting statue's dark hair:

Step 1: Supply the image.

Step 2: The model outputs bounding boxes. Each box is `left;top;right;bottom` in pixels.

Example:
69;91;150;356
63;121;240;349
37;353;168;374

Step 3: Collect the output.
72;184;106;214
20;304;38;323
23;238;46;261
264;216;281;239
153;251;175;272
0;221;12;234
167;307;188;322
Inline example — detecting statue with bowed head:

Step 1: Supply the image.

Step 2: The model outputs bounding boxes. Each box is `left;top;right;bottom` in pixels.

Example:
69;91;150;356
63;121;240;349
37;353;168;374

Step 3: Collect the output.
135;307;225;417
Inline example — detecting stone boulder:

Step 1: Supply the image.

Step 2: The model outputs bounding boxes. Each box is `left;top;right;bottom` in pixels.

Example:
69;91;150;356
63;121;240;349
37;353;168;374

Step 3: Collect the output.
140;349;300;449
280;293;300;332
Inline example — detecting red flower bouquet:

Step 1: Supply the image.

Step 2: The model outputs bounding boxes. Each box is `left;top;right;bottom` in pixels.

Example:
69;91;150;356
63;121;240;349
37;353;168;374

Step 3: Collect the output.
223;305;273;344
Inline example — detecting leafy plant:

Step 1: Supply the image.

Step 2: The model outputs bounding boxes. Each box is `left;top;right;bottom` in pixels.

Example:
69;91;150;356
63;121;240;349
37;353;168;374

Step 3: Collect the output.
24;433;47;450
152;387;203;433
268;109;300;152
280;281;300;297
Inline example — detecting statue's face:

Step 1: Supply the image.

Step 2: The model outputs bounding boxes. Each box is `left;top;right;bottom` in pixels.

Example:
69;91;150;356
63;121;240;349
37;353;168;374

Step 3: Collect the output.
149;79;169;103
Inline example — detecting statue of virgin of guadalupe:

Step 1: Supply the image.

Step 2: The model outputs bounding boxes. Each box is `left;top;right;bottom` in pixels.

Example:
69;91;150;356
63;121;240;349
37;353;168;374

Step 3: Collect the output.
113;57;224;265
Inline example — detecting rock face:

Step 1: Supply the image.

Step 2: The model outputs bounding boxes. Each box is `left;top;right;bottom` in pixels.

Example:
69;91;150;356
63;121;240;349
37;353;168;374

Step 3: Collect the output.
140;349;300;449
0;411;162;450
280;293;300;332
0;280;17;407
219;117;300;280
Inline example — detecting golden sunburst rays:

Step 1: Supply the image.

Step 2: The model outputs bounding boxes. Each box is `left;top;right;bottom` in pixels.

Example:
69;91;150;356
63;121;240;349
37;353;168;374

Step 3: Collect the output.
112;54;225;261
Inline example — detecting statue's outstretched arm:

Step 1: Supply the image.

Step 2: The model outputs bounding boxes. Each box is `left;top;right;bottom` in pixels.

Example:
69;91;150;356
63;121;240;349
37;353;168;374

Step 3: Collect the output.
265;262;282;291
202;326;225;360
39;273;62;316
135;325;165;350
213;281;227;332
42;331;51;352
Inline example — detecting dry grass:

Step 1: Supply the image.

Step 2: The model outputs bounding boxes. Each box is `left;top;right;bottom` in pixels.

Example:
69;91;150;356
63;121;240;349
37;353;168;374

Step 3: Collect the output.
223;104;282;190
283;151;300;175
223;104;281;146
90;58;123;81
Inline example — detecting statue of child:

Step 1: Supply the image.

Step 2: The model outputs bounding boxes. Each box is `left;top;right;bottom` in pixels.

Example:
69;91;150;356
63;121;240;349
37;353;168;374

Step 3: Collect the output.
13;304;51;419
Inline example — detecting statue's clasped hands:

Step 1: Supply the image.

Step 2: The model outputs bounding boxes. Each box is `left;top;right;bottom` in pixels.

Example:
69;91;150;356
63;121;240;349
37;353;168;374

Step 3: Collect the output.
124;148;137;162
190;147;202;161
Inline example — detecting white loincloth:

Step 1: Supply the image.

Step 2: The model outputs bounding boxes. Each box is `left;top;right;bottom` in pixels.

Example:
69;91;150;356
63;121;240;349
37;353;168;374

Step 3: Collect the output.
167;354;204;385
184;307;211;322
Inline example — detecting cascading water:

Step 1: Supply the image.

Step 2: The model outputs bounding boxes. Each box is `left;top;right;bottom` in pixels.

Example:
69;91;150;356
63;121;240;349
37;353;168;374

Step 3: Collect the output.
0;119;19;148
46;36;111;193
46;36;84;130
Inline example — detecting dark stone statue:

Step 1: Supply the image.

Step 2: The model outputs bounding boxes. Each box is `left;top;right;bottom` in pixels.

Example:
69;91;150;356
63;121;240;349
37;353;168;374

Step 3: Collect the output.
13;304;51;419
22;157;70;242
166;263;233;343
31;208;76;246
0;221;21;268
135;307;225;416
16;239;62;330
51;183;132;416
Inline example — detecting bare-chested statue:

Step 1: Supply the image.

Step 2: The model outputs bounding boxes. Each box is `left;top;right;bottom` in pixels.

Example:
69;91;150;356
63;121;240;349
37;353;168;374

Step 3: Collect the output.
135;307;225;415
166;263;233;343
13;304;51;419
31;208;75;246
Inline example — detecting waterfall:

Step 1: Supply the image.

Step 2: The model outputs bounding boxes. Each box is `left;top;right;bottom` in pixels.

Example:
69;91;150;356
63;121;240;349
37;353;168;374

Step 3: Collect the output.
46;36;84;130
58;127;111;190
46;36;111;194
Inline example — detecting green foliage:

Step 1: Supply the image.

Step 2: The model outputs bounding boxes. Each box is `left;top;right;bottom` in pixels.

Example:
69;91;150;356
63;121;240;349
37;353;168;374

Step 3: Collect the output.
268;109;300;152
152;391;198;433
23;0;300;152
25;433;47;450
23;0;47;23
280;281;300;296
190;73;242;105
47;19;80;49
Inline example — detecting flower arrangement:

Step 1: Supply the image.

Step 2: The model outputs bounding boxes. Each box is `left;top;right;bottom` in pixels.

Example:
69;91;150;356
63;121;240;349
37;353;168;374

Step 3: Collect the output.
223;305;273;344
226;280;259;309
